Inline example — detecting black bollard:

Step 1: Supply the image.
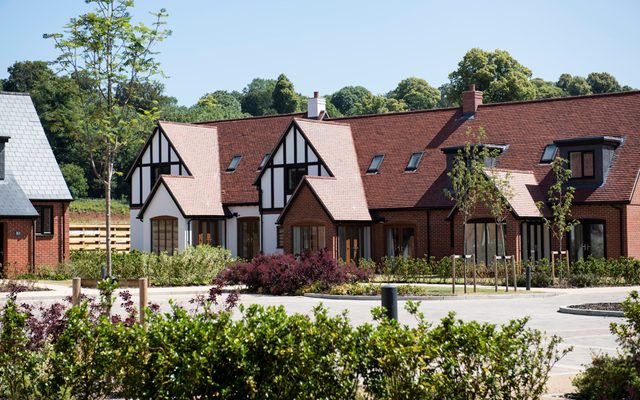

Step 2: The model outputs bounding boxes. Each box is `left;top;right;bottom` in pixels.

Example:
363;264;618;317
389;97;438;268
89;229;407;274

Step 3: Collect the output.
381;285;398;321
525;264;532;291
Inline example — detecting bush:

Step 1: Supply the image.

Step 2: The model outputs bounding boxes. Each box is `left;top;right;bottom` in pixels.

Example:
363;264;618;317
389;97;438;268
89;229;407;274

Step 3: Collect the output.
222;249;371;295
60;246;235;286
573;290;640;398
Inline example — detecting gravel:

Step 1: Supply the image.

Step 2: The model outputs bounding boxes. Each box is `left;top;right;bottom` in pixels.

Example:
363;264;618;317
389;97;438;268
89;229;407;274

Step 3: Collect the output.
567;302;623;312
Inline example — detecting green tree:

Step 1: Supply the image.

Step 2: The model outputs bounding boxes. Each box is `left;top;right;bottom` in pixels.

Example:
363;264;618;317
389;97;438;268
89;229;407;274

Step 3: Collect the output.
46;0;171;275
388;77;440;110
197;90;242;110
329;86;372;116
240;78;276;116
445;48;537;104
272;73;299;114
556;74;592;96
531;78;567;99
587;72;622;94
355;94;408;115
484;168;514;258
537;157;578;268
60;163;89;198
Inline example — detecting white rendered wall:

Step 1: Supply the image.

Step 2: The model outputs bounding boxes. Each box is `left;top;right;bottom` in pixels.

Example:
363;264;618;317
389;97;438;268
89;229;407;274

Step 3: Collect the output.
226;205;260;257
261;213;282;254
129;210;144;251
139;184;188;253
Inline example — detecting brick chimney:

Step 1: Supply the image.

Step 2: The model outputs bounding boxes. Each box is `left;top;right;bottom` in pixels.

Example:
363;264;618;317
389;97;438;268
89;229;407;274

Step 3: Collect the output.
462;84;483;114
0;135;9;181
307;91;326;119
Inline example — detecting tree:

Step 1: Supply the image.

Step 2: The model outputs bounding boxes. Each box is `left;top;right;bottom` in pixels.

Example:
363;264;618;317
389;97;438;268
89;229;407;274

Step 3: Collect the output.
444;128;495;257
484;169;514;258
537;157;578;270
355;94;408;115
388;77;440;110
445;48;537;105
60;163;89;198
329;86;372;116
531;78;566;99
587;72;622;94
272;73;299;114
556;74;592;96
46;0;171;275
240;78;276;116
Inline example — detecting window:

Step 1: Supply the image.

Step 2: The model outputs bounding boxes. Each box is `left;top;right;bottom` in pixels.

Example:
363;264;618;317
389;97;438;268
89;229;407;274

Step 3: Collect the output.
192;220;225;247
286;166;306;194
292;225;325;254
569;221;605;261
338;225;371;264
226;155;242;172
276;226;284;249
151;217;178;255
521;222;551;262
150;164;171;186
35;206;53;235
367;154;384;173
540;144;557;164
569;151;595;179
405;152;424;172
464;222;506;265
258;153;270;170
386;227;415;258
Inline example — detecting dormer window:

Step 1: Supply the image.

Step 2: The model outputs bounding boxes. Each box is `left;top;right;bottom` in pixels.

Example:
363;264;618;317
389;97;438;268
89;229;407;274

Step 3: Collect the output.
569;151;595;179
367;154;384;174
405;152;424;172
441;144;507;170
258;153;270;170
540;144;557;164
226;155;242;172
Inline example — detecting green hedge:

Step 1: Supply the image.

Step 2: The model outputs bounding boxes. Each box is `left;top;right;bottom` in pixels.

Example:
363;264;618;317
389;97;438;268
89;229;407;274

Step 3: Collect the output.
0;291;568;399
59;246;235;286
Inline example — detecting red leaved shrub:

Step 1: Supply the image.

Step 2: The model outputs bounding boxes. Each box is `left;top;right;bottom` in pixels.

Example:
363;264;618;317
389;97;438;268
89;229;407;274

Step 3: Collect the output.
221;249;370;295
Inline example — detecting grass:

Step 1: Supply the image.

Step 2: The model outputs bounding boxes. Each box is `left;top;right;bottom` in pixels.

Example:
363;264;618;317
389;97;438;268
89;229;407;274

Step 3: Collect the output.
70;198;129;215
325;283;534;297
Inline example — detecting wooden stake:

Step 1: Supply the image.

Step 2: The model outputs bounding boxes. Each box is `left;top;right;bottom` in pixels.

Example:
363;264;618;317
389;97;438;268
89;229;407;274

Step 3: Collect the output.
139;278;148;325
72;277;81;306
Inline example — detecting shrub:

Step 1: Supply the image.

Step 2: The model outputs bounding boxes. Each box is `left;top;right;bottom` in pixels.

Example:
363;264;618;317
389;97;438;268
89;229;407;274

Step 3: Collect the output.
573;290;640;398
222;249;371;295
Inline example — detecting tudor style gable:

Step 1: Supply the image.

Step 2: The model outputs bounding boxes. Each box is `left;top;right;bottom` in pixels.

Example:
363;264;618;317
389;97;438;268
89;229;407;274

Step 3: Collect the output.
127;124;190;207
257;121;331;210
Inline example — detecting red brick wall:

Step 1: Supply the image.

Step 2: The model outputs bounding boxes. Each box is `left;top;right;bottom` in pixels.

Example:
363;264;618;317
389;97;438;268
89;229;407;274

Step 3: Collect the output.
32;201;70;269
280;184;337;256
0;219;33;277
371;210;429;262
626;204;640;258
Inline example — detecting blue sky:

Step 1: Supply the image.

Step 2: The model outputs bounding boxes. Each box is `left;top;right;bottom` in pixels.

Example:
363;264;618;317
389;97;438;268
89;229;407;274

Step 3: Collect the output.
1;0;638;105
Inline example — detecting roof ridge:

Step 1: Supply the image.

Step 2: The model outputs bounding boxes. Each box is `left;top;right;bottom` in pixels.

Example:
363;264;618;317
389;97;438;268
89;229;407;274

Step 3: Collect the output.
477;89;640;109
0;91;31;96
159;120;217;130
193;112;305;125
294;117;351;127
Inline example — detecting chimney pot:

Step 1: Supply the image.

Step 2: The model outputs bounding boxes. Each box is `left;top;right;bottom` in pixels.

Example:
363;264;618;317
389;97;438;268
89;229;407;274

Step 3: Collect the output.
462;84;483;114
314;91;319;98
468;84;475;91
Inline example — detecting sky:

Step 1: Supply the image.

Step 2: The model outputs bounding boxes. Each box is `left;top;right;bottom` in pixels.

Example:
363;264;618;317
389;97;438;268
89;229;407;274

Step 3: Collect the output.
1;0;639;106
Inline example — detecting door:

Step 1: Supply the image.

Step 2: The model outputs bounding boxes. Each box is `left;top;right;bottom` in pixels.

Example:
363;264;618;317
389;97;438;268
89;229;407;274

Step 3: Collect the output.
569;221;605;261
238;217;260;259
522;222;551;262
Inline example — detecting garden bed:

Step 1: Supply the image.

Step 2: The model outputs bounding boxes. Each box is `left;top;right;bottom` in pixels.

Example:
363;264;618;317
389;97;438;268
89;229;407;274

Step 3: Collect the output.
0;280;50;293
558;302;624;317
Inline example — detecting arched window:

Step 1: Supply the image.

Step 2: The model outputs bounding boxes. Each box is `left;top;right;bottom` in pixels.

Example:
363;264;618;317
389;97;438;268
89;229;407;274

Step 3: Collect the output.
151;216;178;255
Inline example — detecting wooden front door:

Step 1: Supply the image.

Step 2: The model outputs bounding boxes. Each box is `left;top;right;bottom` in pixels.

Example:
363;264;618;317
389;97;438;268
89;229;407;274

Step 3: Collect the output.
238;217;260;259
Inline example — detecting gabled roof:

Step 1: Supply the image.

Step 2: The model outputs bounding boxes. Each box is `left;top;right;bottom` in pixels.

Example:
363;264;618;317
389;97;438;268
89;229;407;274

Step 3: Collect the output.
0;92;71;201
0;174;39;217
278;119;371;222
485;169;551;218
138;122;224;218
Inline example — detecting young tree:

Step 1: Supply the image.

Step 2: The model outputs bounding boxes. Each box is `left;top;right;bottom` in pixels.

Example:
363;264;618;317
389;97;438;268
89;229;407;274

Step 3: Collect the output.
46;0;170;275
483;169;514;258
537;157;578;263
445;128;495;257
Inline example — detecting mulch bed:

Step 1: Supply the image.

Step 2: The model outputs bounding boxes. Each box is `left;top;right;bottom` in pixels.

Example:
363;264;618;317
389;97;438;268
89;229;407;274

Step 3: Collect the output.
567;302;623;312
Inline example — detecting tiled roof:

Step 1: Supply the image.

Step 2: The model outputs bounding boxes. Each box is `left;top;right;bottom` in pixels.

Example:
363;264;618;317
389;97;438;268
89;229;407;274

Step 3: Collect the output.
0;174;39;217
0;92;72;200
197;113;304;204
486;169;550;218
141;122;224;217
286;119;371;222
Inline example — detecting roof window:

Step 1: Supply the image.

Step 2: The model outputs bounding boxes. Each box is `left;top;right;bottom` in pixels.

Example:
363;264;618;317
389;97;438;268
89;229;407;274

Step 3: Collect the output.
258;153;270;170
405;152;424;172
540;144;557;164
226;155;242;172
367;154;385;174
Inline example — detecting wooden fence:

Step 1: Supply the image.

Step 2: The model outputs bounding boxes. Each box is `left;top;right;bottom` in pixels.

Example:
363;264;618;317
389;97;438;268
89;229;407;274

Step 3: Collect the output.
69;224;131;253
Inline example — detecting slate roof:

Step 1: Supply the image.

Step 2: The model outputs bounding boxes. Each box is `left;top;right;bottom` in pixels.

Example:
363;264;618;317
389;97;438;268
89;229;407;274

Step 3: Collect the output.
138;122;224;218
279;119;371;222
0;92;72;201
0;174;39;217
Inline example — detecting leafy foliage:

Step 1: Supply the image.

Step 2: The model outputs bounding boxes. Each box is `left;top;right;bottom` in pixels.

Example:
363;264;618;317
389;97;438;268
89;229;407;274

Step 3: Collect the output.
59;163;89;198
388;77;440;110
272;73;299;113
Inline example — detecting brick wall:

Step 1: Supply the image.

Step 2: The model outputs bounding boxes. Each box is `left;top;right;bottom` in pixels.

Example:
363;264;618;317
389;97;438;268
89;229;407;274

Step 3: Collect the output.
31;201;70;269
371;209;429;262
0;218;33;277
626;204;640;258
280;184;337;256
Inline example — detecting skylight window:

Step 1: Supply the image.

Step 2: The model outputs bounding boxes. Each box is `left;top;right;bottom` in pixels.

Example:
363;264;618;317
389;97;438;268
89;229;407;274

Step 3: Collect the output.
540;144;557;164
367;154;385;174
258;153;270;170
405;152;424;172
226;155;242;172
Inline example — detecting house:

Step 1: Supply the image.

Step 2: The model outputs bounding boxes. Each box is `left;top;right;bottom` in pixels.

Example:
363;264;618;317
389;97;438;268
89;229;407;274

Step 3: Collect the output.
127;87;640;264
0;92;72;276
